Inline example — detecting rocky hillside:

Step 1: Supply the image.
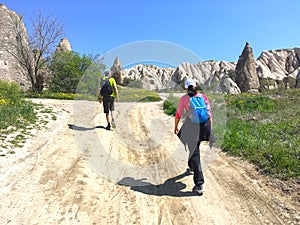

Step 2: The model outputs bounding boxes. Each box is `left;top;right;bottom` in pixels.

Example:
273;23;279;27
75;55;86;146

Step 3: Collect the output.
0;4;29;88
0;5;71;90
118;43;300;94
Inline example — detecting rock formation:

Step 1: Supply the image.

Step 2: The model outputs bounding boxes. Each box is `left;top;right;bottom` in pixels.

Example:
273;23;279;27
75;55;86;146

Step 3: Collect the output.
235;42;260;93
257;48;300;80
123;64;176;91
56;38;72;53
171;61;236;90
0;4;29;88
213;75;241;94
120;45;300;93
256;48;300;89
110;56;123;84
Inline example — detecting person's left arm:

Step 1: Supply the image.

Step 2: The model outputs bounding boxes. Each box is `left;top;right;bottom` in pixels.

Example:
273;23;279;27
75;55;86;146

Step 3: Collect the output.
174;96;187;134
203;94;213;129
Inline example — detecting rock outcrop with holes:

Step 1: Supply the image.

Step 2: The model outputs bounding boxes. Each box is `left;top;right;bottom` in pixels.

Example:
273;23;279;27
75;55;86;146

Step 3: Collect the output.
123;64;176;91
0;4;29;88
121;45;300;93
257;47;300;90
121;44;300;93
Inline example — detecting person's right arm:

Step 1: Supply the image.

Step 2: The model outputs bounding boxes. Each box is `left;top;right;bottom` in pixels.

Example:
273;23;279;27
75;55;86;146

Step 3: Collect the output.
174;97;185;134
174;117;180;134
98;89;102;103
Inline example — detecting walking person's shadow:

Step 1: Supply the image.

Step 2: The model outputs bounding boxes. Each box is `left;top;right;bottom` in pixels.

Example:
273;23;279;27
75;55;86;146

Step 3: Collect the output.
118;171;201;197
68;124;107;131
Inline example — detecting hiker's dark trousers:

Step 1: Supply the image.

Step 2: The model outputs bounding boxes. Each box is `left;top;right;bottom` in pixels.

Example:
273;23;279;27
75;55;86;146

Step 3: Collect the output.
178;119;211;186
187;141;204;185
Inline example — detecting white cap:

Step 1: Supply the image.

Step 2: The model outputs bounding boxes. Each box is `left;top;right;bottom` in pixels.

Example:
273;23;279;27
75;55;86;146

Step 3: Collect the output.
184;78;196;89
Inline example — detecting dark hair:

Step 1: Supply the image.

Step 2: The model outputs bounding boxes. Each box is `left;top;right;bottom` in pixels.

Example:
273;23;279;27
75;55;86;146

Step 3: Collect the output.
187;85;196;97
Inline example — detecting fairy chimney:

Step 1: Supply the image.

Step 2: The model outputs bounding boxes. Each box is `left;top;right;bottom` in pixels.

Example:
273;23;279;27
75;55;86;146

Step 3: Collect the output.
235;42;260;93
56;37;72;53
110;56;122;84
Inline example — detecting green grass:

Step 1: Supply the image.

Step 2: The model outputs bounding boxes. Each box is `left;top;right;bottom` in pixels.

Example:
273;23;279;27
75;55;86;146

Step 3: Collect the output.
0;81;57;153
26;85;162;102
1;82;161;153
118;86;161;102
222;90;300;179
163;90;300;179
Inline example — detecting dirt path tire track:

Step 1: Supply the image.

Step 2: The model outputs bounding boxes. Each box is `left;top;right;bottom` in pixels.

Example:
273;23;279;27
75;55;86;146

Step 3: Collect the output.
0;99;299;225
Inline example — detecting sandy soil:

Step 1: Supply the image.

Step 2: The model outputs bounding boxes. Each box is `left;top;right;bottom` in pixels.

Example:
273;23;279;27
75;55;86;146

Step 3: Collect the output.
0;98;299;225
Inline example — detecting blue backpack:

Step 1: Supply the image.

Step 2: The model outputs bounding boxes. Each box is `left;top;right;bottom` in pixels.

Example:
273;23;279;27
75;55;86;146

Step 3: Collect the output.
189;95;208;123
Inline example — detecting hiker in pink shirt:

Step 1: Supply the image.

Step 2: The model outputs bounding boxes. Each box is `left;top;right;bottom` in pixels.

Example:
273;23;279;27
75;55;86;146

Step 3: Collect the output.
175;92;212;126
174;78;212;195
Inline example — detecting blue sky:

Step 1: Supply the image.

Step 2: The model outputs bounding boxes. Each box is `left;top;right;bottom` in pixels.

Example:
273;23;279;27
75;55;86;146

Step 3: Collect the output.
3;0;300;66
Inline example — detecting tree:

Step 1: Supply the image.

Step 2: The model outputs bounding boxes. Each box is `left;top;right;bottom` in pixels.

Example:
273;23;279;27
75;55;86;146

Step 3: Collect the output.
49;51;95;93
8;11;64;93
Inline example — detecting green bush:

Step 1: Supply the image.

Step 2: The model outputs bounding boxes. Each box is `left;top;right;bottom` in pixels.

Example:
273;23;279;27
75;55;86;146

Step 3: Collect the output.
163;94;178;116
48;51;96;94
0;81;37;130
226;93;276;113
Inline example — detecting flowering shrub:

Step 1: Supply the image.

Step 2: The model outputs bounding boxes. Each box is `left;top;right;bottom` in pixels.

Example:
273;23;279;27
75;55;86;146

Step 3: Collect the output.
0;81;36;130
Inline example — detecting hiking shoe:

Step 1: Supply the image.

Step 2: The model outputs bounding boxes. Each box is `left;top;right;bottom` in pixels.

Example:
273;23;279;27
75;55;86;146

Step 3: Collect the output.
111;119;116;128
186;168;194;175
105;124;111;130
193;184;204;194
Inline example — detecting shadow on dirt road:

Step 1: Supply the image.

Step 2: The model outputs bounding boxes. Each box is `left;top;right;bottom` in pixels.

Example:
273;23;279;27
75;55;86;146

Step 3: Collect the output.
118;171;201;197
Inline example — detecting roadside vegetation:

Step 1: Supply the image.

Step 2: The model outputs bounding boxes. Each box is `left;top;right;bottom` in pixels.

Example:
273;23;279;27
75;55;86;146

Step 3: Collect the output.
26;85;161;102
0;81;56;155
0;78;161;154
2;76;299;179
163;90;300;179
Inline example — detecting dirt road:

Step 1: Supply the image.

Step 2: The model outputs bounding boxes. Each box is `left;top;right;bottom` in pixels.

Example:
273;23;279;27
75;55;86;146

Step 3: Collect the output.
0;98;299;225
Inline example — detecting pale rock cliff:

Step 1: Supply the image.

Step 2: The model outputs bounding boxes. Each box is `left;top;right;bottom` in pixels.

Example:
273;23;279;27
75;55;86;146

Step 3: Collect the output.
120;44;300;93
256;47;300;90
123;64;176;91
213;75;241;94
0;4;29;88
257;48;300;80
